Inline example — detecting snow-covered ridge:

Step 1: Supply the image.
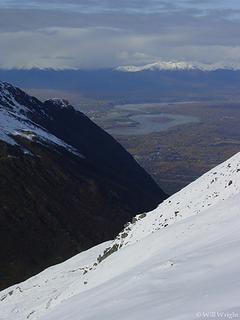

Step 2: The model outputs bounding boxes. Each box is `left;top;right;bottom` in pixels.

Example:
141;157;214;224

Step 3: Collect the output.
45;98;73;110
0;81;80;155
1;152;240;320
104;152;240;251
116;60;240;72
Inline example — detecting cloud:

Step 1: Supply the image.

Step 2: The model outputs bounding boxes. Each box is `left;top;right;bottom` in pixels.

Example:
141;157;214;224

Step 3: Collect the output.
1;0;239;13
0;26;159;69
0;0;240;69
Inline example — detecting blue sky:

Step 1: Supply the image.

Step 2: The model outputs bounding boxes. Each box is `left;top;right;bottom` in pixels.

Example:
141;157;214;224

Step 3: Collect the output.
0;0;240;69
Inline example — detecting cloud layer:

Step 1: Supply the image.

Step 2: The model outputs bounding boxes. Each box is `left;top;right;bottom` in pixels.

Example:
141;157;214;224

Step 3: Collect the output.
0;0;240;69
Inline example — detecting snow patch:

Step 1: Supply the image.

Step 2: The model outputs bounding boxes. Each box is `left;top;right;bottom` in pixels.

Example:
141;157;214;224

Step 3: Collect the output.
45;98;73;110
0;81;83;157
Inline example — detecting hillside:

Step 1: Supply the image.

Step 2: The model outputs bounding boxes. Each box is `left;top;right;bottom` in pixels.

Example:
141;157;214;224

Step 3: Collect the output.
0;81;166;290
1;152;240;319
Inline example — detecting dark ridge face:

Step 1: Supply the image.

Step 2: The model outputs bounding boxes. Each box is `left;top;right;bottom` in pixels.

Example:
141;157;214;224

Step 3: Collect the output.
0;83;167;290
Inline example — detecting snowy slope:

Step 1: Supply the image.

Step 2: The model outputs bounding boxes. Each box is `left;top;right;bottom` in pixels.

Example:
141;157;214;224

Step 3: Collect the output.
116;60;240;72
107;151;240;249
0;81;79;154
0;242;111;320
1;152;240;320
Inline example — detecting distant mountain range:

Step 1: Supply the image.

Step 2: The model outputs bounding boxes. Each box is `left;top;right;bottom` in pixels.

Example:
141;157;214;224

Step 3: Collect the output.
0;81;166;290
116;60;240;72
0;67;240;102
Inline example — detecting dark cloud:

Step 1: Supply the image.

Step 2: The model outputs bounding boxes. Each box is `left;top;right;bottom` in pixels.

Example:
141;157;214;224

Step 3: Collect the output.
2;0;239;13
0;0;239;69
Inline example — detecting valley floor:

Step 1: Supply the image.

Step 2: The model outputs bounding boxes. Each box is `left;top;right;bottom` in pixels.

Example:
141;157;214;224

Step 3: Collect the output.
90;101;240;194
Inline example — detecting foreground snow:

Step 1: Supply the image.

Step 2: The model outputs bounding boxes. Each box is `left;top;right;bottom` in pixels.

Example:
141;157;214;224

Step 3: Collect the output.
1;153;240;320
44;195;240;320
0;242;110;320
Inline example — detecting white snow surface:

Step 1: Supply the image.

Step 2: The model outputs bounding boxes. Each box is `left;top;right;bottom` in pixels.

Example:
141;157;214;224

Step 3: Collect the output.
116;60;240;72
0;82;80;155
0;242;110;320
1;152;240;320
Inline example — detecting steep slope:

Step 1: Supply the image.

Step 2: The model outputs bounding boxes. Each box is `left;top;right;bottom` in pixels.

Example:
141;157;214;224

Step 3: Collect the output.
0;81;166;290
105;150;240;249
1;152;240;320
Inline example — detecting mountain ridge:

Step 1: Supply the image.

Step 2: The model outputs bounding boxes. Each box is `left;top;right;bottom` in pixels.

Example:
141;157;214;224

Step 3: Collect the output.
116;60;240;72
0;81;166;290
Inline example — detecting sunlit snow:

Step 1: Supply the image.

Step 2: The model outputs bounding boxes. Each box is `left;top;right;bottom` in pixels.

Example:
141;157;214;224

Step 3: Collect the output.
1;152;240;320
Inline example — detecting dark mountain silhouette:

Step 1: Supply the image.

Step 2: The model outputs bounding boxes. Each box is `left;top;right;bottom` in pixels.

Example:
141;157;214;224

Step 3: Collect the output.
0;82;167;290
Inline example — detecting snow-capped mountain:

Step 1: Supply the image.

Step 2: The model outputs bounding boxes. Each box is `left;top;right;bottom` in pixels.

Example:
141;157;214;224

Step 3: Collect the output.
0;81;165;291
0;82;78;152
116;61;240;72
1;152;240;320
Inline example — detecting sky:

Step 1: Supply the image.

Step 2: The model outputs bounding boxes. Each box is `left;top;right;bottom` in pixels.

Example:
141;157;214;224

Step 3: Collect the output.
0;0;240;69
